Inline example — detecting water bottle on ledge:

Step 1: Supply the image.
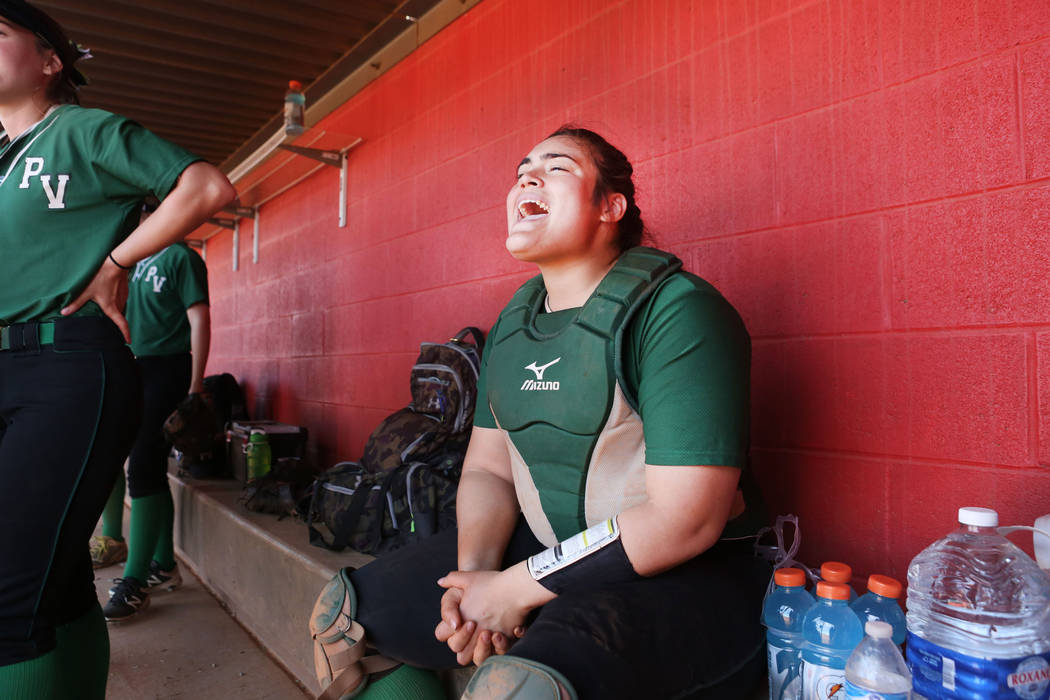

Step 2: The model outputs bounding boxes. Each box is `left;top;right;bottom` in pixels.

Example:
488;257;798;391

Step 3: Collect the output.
851;574;907;648
284;80;305;136
764;567;815;700
906;507;1050;700
821;561;858;601
845;621;912;700
802;581;864;700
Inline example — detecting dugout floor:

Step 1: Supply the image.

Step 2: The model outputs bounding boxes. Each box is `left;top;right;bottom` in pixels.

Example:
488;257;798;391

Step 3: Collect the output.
93;502;309;699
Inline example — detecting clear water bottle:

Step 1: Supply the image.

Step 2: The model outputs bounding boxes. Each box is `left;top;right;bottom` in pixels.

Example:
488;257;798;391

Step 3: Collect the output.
845;621;913;700
822;561;858;601
851;574;907;648
906;507;1050;700
765;567;816;700
284;80;305;136
802;581;865;700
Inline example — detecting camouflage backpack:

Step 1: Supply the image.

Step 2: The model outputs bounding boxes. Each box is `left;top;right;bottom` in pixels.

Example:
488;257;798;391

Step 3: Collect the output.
306;452;462;554
306;327;483;554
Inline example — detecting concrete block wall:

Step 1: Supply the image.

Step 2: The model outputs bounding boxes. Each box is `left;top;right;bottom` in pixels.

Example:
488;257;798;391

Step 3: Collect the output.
202;0;1050;582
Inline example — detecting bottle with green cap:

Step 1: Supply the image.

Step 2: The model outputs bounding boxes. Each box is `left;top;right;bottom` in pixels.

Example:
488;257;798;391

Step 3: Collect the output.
244;429;272;480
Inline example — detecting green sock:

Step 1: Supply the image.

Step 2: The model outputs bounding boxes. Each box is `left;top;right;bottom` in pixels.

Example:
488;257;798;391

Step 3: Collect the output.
150;489;175;570
101;470;126;541
0;606;108;700
360;665;446;700
123;492;167;583
55;605;109;700
0;647;63;699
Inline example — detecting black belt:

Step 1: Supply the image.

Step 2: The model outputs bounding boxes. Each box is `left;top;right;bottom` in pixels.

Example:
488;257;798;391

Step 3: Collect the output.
0;322;55;351
0;317;124;353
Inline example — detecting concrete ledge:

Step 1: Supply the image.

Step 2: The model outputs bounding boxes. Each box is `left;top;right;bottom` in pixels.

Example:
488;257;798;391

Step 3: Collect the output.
171;471;372;695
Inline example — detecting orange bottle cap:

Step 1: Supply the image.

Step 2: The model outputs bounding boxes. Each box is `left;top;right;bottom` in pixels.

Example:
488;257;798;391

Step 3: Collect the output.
816;581;851;601
774;567;807;587
821;561;852;583
288;80;303;91
867;574;902;599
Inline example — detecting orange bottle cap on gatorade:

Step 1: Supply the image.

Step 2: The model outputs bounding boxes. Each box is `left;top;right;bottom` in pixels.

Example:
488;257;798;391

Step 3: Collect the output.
774;568;807;587
816;581;851;601
821;561;852;583
867;574;902;599
288;80;303;91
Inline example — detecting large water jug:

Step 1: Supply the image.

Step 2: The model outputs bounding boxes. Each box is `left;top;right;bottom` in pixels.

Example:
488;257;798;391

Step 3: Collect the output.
906;507;1050;700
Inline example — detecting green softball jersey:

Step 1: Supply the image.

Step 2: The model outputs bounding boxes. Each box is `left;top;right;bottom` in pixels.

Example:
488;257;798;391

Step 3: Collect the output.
0;105;200;324
126;243;208;357
475;261;763;546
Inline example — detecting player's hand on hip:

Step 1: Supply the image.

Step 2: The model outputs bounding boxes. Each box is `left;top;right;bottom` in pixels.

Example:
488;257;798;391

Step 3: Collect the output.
61;257;131;343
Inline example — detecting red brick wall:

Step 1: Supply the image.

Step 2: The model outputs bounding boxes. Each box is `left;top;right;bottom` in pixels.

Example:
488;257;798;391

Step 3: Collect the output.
203;0;1050;580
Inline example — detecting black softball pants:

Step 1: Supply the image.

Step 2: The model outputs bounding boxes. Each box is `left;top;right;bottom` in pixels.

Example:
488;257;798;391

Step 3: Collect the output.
351;521;771;699
0;317;140;665
126;353;190;498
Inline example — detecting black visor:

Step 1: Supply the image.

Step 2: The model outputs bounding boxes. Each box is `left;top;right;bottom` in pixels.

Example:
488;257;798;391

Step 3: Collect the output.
0;0;88;87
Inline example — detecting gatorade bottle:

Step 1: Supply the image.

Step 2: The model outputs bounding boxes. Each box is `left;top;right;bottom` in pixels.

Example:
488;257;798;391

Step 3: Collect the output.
906;507;1050;700
845;621;912;700
764;567;815;700
284;80;305;136
850;575;906;648
821;561;858;601
801;581;865;700
245;429;272;480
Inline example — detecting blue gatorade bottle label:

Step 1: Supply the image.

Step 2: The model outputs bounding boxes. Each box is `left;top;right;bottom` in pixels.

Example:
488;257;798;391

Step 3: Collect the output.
802;662;847;700
769;641;802;700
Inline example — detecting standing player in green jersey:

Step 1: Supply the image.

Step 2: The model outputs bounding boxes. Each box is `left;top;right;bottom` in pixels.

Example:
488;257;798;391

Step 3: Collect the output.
0;2;235;697
309;127;770;700
101;221;211;620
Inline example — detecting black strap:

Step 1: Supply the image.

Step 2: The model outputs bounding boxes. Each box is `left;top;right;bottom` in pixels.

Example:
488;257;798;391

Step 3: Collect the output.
329;478;374;552
307;479;331;549
321;464;400;553
452;326;485;355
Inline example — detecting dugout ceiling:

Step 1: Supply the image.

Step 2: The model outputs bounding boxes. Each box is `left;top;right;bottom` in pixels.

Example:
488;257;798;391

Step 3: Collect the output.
34;0;445;170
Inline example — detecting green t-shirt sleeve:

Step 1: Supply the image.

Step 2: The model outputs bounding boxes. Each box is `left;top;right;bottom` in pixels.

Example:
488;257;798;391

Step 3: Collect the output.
90;112;201;202
625;276;751;467
177;246;209;309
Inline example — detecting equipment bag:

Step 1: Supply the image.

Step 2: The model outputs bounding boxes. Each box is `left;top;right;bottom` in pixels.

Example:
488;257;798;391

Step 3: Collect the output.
240;457;315;519
361;327;484;472
307;327;483;554
307;450;462;555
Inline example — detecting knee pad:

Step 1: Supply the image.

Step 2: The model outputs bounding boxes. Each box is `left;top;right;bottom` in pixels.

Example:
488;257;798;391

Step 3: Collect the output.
462;656;577;700
310;568;399;699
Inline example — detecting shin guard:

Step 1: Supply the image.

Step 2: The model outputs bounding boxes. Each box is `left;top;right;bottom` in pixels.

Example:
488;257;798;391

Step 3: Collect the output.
462;656;577;700
310;568;398;700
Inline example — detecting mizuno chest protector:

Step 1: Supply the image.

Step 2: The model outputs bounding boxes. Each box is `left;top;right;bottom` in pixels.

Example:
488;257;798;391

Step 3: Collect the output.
485;247;681;544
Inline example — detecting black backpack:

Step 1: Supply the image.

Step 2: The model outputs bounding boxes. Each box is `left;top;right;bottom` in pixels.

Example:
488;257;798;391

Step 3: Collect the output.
307;327;484;554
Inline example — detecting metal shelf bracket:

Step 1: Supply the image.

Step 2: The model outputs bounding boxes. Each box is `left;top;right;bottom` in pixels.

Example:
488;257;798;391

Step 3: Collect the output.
277;139;361;228
207;217;240;270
